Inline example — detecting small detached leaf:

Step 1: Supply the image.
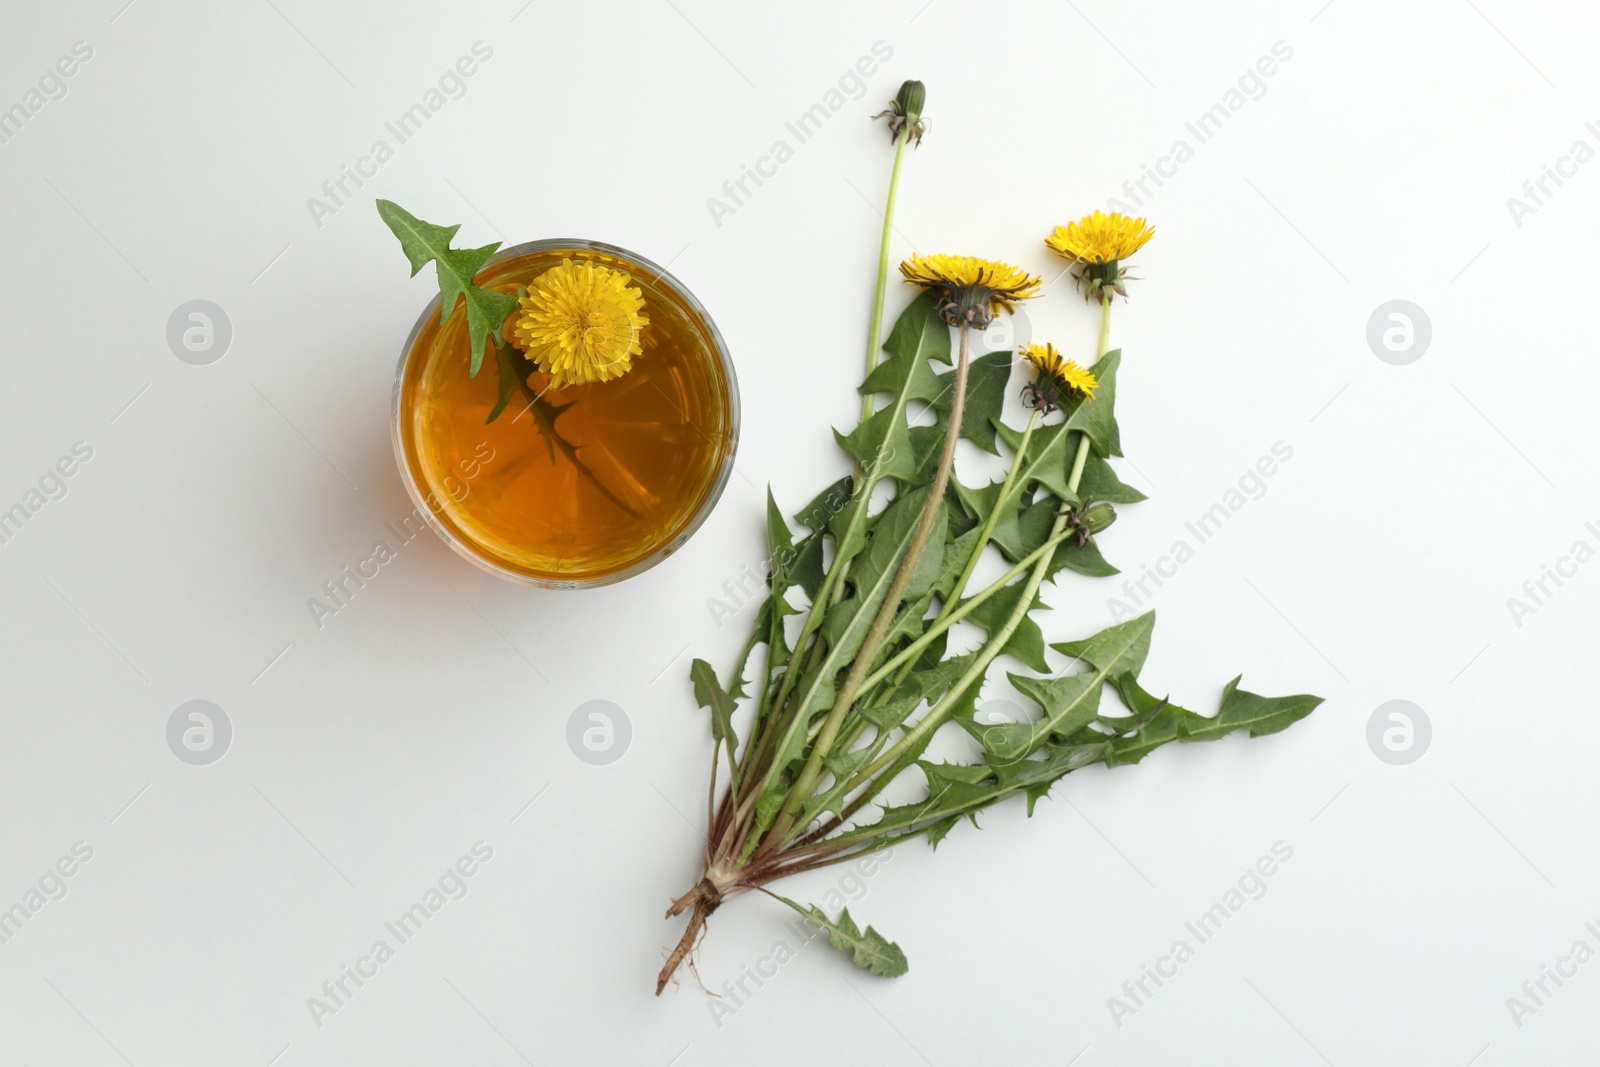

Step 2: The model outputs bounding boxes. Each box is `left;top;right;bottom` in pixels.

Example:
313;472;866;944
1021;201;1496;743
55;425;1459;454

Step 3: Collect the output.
798;904;909;978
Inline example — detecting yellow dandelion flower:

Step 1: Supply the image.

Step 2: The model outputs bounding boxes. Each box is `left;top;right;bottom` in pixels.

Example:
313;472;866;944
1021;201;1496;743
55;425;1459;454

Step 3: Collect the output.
1022;342;1096;414
509;259;648;389
899;254;1042;327
1045;211;1155;302
1046;211;1155;265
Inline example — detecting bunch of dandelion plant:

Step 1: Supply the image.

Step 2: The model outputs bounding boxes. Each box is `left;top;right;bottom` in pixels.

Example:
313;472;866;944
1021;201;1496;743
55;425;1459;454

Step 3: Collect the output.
656;81;1322;992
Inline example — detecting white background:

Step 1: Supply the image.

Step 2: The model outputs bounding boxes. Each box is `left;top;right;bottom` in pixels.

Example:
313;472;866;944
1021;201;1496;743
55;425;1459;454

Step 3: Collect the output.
0;0;1595;1064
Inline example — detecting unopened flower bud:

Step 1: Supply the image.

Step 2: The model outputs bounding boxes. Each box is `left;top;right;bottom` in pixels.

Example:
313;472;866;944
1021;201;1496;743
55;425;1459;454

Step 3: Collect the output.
896;80;925;124
1080;502;1117;534
874;79;929;146
1063;501;1117;547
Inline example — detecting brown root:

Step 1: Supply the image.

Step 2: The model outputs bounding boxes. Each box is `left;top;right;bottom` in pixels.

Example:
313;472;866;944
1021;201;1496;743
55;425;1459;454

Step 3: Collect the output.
656;879;721;995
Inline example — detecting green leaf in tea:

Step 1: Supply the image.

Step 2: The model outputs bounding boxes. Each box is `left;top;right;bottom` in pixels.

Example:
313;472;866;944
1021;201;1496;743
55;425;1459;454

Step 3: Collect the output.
376;199;519;378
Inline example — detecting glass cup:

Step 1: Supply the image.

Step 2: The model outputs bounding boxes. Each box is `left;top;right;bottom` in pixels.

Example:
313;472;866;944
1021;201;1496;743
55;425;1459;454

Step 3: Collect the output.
392;239;739;588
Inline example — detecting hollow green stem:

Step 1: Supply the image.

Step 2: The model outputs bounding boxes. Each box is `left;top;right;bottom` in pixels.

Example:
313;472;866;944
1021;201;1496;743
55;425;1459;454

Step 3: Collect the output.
831;126;914;612
860;124;910;425
1097;290;1112;359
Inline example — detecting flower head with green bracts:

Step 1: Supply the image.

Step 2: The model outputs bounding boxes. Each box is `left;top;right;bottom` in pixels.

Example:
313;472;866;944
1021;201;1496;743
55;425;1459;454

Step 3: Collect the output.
898;254;1041;328
1021;342;1097;415
1046;210;1155;301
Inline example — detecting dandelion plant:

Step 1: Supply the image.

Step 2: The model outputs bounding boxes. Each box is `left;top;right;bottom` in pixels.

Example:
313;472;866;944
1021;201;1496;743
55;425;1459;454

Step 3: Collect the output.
655;80;1322;993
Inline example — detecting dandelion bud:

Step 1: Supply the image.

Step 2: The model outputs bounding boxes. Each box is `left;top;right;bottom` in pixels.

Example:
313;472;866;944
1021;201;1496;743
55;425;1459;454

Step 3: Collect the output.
1080;502;1117;534
874;79;929;145
1063;501;1117;547
896;80;925;124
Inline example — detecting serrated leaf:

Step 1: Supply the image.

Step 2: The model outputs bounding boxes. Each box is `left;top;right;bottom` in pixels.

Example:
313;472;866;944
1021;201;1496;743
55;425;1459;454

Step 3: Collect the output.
903;506;947;602
1013;742;1112;812
942;478;981;539
879;290;952;372
1188;677;1324;742
925;814;966;849
913;629;947;673
930;350;1012;454
833;623;1319;846
766;489;798;595
795;476;854;532
1102;677;1195;766
878;526;970;660
993;419;1077;505
799;905;908;977
737;597;776;692
690;659;739;754
870;507;950;667
774;664;835;769
1093;677;1169;736
966;673;1101;763
931;527;982;601
858;651;980;733
835;407;920;484
1051;610;1155;680
969;613;1154;762
960;581;1050;672
1077;455;1147;504
1063;350;1123;458
790;532;826;603
754;787;789;835
1006;498;1119;579
798;747;874;825
376;200;519;378
860;341;945;404
1104;674;1323;766
828;492;872;565
906;418;950;487
954;478;1028;560
863;735;1095;842
919;760;994;808
1051;535;1119;578
836;291;952;488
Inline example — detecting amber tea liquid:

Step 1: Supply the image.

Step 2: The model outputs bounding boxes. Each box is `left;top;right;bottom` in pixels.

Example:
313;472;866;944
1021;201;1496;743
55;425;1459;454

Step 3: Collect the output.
396;244;735;584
